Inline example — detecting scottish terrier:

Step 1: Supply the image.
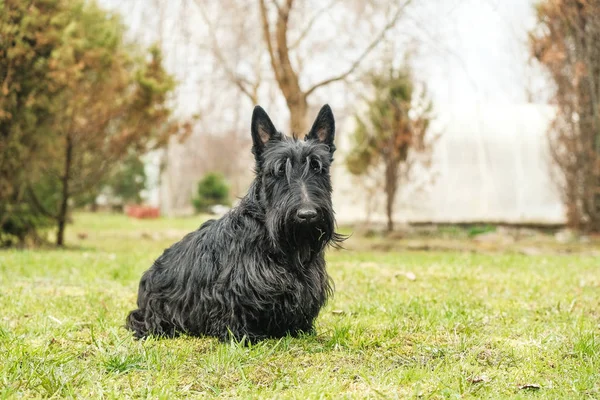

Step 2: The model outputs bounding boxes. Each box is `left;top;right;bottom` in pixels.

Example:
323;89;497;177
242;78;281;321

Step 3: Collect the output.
126;104;343;342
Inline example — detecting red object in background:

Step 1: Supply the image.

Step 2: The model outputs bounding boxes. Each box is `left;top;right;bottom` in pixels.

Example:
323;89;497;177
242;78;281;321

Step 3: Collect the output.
125;205;160;219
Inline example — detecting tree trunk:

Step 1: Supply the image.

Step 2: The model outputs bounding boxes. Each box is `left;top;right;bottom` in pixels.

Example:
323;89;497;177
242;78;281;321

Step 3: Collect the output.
56;135;73;246
259;0;310;135
288;94;308;134
384;158;398;233
385;192;394;232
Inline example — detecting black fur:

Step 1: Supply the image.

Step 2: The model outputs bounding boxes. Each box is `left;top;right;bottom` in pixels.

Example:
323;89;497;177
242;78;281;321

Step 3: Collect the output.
126;104;344;342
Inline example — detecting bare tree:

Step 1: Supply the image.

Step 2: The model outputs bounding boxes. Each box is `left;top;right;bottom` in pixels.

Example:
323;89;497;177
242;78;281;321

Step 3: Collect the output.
192;0;412;133
530;0;600;232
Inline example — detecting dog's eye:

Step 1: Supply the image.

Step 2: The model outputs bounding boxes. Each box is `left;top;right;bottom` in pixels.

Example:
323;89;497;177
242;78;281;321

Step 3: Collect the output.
309;158;322;173
275;162;286;176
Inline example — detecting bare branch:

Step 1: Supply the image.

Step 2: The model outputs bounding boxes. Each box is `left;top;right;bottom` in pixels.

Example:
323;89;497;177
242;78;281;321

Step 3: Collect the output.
259;0;283;84
194;0;259;103
270;0;282;15
288;0;338;50
304;1;411;99
274;0;299;90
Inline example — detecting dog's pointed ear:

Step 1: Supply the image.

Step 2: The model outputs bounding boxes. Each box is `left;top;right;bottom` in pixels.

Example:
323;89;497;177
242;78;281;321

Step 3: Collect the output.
251;106;279;159
306;104;335;150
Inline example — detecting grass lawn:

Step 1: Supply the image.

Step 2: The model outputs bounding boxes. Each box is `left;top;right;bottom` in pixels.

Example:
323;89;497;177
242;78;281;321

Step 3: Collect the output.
1;212;599;399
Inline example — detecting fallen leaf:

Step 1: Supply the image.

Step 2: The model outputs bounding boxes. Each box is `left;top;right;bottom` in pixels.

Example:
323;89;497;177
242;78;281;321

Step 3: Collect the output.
331;310;345;315
470;375;490;384
518;384;541;390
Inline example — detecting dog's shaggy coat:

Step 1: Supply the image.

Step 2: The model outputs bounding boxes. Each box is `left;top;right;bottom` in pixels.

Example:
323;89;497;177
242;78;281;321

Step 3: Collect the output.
126;105;342;342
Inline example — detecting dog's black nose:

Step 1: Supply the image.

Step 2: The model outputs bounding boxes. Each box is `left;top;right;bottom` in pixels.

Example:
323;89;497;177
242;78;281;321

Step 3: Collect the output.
296;207;317;222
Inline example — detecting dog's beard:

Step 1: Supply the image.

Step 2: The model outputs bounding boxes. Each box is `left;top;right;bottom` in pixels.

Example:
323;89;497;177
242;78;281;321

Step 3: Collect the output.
265;207;335;263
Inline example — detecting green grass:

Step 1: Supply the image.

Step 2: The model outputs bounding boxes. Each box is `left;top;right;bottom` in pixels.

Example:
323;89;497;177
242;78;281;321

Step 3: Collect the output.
1;212;599;398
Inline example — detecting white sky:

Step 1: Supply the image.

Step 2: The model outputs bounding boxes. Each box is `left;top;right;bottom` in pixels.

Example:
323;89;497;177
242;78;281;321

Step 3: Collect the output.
411;0;544;106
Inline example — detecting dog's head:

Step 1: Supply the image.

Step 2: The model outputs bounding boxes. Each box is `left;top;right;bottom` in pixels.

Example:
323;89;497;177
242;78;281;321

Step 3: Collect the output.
250;105;341;258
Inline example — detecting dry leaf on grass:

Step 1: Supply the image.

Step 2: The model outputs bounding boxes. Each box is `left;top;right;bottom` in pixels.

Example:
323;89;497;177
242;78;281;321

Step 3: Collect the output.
469;375;490;384
518;383;541;390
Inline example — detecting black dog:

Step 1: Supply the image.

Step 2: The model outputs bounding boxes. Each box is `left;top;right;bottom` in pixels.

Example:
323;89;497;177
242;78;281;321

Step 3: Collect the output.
126;104;343;342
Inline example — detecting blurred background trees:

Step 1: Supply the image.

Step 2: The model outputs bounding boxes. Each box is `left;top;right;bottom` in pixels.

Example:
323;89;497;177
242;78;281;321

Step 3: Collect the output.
1;0;67;245
0;0;188;246
76;154;148;211
105;0;422;216
104;155;148;207
530;0;600;233
3;0;600;246
346;61;435;232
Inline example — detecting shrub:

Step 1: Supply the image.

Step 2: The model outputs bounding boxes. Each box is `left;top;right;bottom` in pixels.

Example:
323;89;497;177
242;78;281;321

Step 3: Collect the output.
192;173;230;213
